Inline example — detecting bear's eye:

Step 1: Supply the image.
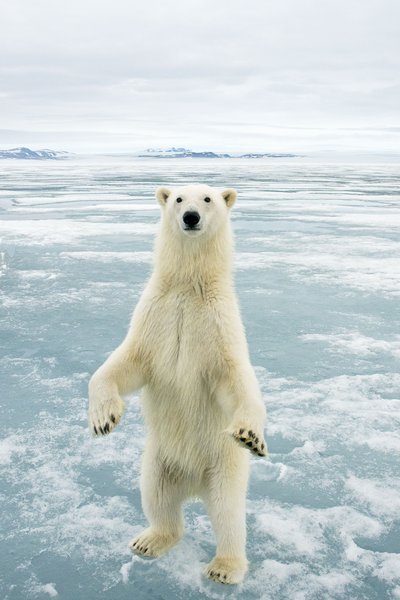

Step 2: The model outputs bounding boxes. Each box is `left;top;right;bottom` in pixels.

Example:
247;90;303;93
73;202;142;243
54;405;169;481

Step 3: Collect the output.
176;197;183;203
204;196;211;203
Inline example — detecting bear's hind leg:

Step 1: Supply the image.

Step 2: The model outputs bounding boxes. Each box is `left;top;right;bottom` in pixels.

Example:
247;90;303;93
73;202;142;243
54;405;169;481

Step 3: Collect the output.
129;449;187;558
201;452;249;584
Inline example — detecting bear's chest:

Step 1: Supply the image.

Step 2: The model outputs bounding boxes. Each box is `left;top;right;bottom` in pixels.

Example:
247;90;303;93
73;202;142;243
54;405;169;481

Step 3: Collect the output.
140;288;224;384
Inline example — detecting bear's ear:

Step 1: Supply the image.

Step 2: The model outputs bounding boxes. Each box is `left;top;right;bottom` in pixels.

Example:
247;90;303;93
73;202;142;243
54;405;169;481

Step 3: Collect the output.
156;186;171;206
222;188;237;208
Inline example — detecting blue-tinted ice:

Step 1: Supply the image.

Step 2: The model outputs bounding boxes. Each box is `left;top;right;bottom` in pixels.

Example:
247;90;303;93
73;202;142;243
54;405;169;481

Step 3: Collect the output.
0;158;399;599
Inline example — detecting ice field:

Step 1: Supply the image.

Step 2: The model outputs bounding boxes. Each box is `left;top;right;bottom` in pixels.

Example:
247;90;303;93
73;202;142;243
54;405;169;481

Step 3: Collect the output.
0;157;399;599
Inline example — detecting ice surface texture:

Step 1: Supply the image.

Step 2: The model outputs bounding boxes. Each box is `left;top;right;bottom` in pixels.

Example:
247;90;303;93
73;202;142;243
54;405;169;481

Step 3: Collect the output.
0;158;399;599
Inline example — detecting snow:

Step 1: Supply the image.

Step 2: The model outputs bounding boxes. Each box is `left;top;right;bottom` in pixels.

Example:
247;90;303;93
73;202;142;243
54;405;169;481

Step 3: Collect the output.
40;583;58;597
0;157;399;599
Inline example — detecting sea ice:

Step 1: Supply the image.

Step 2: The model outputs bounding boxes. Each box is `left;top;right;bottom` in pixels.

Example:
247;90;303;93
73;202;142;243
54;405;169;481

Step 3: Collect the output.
0;158;399;599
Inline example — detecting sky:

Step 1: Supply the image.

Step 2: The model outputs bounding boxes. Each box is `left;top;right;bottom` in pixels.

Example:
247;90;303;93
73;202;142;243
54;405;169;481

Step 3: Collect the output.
0;0;399;154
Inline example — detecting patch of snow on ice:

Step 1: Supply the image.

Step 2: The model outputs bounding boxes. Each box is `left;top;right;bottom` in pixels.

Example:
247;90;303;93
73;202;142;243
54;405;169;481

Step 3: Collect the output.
41;583;58;597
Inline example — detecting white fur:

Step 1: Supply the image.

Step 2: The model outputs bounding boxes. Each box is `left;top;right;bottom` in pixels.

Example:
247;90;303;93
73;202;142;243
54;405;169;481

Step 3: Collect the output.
88;184;267;584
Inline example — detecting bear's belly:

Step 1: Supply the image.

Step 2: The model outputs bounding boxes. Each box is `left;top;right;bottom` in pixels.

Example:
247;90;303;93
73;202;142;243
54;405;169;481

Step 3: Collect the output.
140;380;229;470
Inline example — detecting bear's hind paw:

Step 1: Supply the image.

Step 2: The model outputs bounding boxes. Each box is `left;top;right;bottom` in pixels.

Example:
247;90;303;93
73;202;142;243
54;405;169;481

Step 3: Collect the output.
204;556;248;585
129;528;180;558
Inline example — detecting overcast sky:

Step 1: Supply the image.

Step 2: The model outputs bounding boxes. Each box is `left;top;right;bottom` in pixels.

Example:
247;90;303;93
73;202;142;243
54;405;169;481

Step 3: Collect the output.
1;0;399;153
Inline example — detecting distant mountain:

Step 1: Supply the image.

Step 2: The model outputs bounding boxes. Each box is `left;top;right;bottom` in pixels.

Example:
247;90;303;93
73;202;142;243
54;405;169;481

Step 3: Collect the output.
239;152;298;158
139;147;299;159
139;150;231;159
0;147;72;160
145;147;190;154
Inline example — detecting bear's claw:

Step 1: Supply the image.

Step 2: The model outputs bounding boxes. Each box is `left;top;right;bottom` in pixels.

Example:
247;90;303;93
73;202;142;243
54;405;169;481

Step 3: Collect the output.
208;570;227;584
231;427;267;457
92;418;113;436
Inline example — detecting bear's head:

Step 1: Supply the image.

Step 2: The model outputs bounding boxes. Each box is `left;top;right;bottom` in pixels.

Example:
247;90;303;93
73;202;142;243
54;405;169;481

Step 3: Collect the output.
155;184;237;240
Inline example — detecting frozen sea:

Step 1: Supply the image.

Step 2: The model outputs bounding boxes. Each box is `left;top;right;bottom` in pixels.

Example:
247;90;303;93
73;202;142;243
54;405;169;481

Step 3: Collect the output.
0;157;399;600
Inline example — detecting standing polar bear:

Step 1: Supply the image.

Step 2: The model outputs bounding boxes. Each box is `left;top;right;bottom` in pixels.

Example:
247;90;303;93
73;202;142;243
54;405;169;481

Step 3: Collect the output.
88;184;267;584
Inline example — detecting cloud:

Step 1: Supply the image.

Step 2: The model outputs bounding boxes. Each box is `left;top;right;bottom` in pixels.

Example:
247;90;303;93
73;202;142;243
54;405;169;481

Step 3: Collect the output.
0;0;399;152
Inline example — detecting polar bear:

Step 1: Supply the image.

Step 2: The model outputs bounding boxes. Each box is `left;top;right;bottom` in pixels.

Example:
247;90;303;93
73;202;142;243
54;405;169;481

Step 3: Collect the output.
88;184;267;584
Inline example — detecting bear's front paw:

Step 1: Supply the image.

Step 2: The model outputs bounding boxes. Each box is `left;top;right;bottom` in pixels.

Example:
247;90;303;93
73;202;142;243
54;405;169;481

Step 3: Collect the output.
88;392;124;437
228;424;267;457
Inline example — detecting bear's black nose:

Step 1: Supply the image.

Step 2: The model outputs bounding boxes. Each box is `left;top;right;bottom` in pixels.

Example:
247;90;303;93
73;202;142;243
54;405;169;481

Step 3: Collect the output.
183;211;200;228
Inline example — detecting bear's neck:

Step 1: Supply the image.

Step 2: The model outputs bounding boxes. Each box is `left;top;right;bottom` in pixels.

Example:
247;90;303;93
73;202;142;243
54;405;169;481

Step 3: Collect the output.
153;222;233;289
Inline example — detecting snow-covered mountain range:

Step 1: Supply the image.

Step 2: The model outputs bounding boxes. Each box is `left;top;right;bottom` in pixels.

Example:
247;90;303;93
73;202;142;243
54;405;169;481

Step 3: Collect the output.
139;147;298;158
0;147;72;160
